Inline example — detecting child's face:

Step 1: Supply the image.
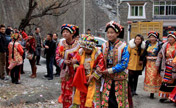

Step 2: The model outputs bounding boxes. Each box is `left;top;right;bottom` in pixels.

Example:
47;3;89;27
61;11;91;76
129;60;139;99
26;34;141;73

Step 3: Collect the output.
106;27;119;42
83;48;92;54
62;29;73;40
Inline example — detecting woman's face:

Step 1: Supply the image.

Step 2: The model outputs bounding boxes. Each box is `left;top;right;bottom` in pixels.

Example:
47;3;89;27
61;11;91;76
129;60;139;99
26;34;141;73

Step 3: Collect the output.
168;36;176;44
135;36;142;46
149;35;157;43
62;29;73;40
106;28;119;42
83;48;92;54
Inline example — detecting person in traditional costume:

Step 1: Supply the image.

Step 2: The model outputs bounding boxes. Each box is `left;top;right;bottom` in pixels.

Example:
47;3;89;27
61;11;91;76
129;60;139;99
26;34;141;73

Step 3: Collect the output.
140;31;162;99
55;24;80;108
8;33;24;84
100;21;129;108
128;34;145;96
169;87;176;106
156;31;176;103
71;34;105;108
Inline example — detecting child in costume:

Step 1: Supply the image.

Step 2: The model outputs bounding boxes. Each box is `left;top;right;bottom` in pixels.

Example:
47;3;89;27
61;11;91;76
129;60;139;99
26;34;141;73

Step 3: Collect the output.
72;34;105;108
55;24;80;108
100;21;130;108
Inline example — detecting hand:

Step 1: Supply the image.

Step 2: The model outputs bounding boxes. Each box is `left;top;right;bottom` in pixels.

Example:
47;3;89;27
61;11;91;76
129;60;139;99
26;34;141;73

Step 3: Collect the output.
96;67;101;74
139;61;143;65
64;60;71;65
26;42;30;46
71;59;77;64
159;53;162;58
87;75;94;84
45;45;49;49
101;69;109;74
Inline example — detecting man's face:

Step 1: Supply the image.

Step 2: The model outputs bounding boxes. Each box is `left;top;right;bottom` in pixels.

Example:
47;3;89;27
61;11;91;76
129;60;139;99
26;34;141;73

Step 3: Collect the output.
0;27;6;34
87;30;91;35
53;34;58;40
36;28;40;33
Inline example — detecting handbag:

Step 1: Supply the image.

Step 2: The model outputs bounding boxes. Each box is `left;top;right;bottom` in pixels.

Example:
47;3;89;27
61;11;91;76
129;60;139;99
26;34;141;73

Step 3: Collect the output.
27;52;34;60
8;61;17;70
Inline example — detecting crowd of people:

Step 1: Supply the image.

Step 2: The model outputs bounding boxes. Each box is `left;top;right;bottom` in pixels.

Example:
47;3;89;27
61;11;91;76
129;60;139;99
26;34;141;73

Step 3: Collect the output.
0;24;61;84
0;20;176;108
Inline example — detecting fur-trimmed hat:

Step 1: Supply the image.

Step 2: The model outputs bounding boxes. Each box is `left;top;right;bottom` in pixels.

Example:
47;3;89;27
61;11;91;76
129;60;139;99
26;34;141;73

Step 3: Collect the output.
79;34;98;50
105;21;124;38
167;31;176;39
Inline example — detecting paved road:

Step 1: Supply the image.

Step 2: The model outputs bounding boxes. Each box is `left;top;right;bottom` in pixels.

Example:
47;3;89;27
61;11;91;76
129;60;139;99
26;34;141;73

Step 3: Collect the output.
0;57;175;108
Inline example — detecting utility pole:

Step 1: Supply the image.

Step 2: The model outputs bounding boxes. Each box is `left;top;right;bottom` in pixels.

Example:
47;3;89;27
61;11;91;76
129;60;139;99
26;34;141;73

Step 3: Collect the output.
116;0;120;24
83;0;86;34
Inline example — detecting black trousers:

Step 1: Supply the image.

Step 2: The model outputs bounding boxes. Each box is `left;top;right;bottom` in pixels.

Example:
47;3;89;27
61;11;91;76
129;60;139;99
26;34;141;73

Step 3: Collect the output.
54;58;61;75
128;70;140;94
108;80;118;108
36;47;41;64
46;56;54;79
11;65;20;83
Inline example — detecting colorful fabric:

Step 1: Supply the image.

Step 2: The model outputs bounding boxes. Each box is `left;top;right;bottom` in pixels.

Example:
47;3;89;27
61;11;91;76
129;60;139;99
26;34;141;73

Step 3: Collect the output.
8;42;24;66
101;40;129;108
158;42;176;99
148;31;159;38
79;34;98;50
61;24;77;34
147;42;160;56
102;79;129;108
55;39;80;108
72;48;105;108
144;60;162;93
169;87;176;103
167;31;176;39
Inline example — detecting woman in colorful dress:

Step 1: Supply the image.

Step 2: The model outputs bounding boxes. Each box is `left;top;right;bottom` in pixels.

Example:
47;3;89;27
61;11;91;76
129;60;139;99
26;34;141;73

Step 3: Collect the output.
55;24;80;108
72;34;105;108
128;34;145;96
8;33;24;84
140;31;162;99
156;31;176;102
26;33;37;78
100;21;129;108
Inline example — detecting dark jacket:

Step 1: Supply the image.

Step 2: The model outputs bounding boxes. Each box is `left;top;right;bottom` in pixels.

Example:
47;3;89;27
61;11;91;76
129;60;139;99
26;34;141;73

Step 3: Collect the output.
0;32;6;53
45;40;56;57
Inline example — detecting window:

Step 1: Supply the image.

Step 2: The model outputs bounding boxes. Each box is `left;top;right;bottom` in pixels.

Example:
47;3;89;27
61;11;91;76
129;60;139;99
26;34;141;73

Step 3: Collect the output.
154;1;176;16
127;3;146;19
131;6;143;16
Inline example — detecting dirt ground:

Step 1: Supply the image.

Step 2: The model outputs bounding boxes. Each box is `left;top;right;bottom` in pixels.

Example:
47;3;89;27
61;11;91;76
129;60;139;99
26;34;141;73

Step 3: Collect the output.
0;58;175;108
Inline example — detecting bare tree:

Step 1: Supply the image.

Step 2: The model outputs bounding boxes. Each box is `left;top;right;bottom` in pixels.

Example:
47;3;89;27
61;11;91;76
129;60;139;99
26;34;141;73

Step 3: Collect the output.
19;0;78;30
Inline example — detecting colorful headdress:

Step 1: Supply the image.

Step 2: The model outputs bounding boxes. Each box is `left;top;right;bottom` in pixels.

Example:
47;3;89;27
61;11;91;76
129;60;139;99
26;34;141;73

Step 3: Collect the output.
167;31;176;39
79;34;98;50
105;21;124;38
11;33;20;40
148;31;159;38
61;24;77;34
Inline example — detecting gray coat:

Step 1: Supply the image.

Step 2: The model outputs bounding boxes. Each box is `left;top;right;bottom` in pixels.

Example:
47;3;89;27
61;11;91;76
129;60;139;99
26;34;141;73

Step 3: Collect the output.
156;42;176;79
